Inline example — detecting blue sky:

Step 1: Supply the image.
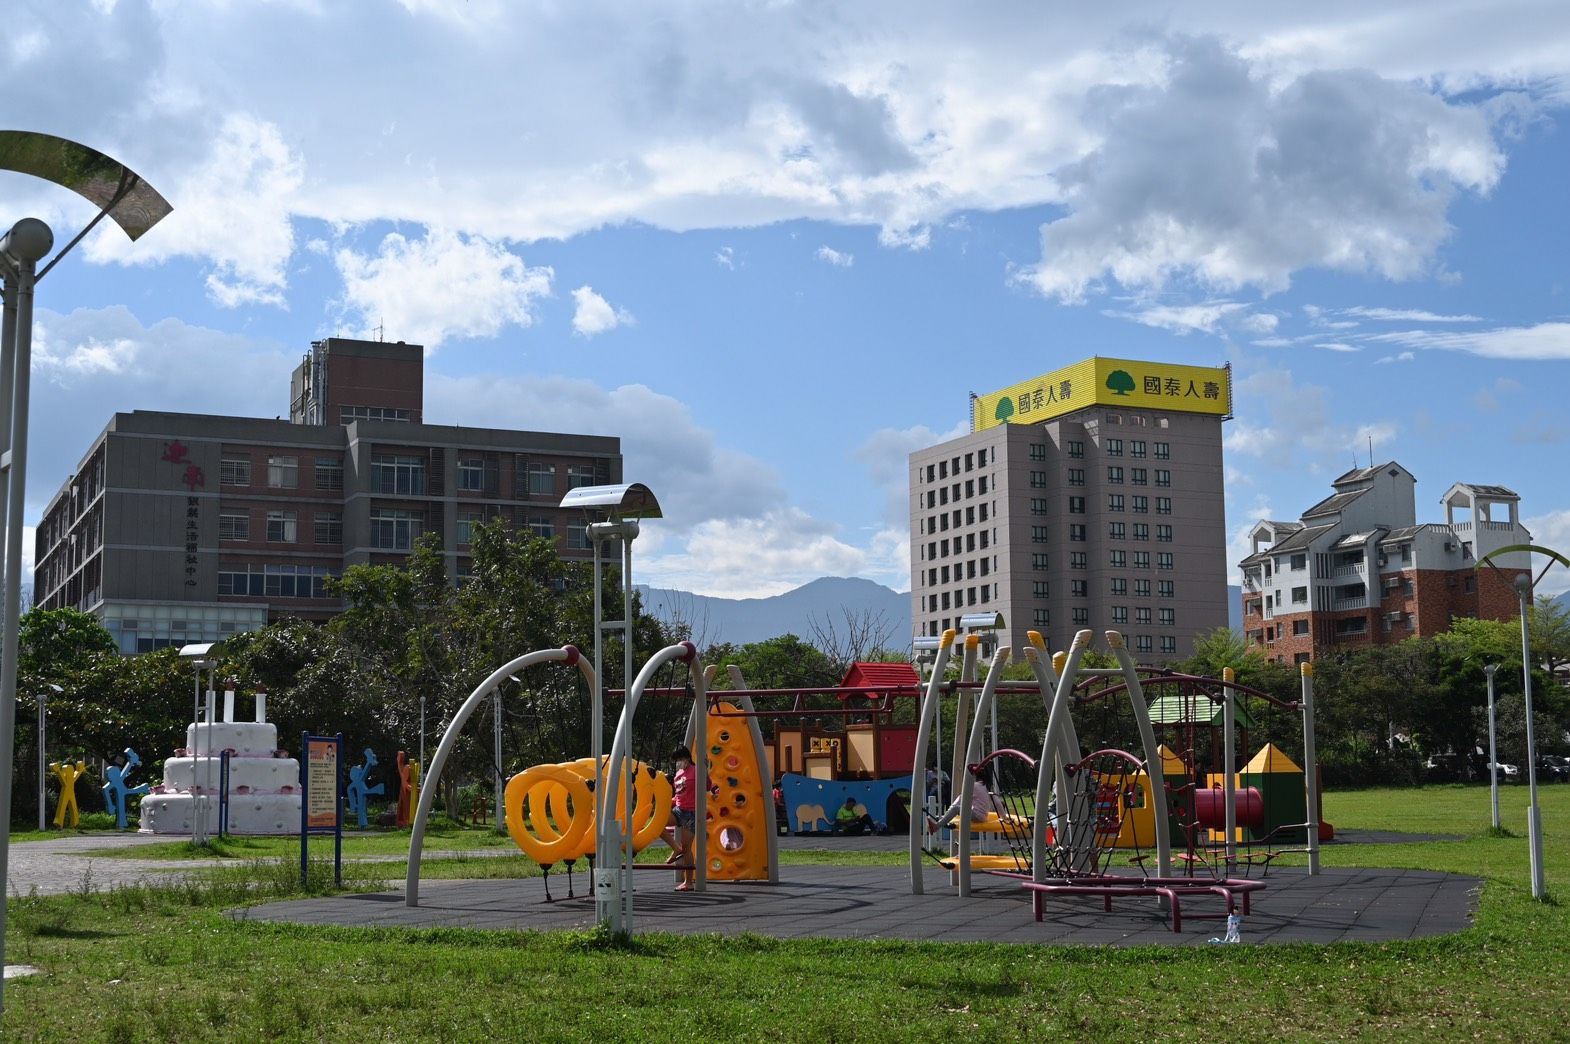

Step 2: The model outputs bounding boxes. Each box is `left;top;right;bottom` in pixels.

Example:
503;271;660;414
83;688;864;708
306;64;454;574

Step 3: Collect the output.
5;1;1570;597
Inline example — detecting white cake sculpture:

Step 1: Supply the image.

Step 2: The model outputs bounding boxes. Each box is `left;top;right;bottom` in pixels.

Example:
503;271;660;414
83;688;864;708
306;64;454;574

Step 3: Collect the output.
140;683;302;835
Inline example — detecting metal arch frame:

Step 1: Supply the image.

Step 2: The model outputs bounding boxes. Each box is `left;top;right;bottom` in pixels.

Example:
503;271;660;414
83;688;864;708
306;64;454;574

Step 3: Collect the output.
908;628;958;894
405;645;594;907
955;644;1010;896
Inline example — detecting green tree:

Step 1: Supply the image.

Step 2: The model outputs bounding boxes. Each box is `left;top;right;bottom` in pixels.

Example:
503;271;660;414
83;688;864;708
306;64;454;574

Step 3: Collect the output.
1106;369;1135;396
993;397;1014;422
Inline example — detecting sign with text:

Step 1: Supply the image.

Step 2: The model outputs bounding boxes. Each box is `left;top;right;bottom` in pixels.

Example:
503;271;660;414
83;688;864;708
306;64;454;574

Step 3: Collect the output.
972;357;1232;432
305;738;339;829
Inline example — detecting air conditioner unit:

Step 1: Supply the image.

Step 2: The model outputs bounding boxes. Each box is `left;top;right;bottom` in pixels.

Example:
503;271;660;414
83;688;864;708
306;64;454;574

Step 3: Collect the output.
1385;611;1402;621
1443;541;1455;552
1384;577;1402;590
1377;555;1388;566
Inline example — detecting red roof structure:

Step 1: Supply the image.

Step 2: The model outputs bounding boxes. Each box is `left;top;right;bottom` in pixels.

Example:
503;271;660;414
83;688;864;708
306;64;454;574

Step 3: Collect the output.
836;662;920;701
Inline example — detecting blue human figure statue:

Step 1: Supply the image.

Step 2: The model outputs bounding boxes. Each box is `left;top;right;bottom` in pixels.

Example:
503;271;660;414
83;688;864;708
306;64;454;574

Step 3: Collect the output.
103;748;150;830
346;748;385;829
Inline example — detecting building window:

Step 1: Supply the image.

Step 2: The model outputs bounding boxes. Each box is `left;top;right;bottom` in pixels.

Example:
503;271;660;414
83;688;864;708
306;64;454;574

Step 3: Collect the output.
1029;443;1047;461
1031;498;1049;515
1107;466;1124;483
1293;619;1309;636
1132;496;1148;513
1134;579;1151;597
1030;470;1048;489
1292;586;1308;604
1032;580;1049;598
979;476;988;495
1070;552;1087;569
1111;578;1128;595
1106;439;1123;457
1031;526;1050;543
219;564;333;598
1159;636;1177;654
1108;522;1126;540
1154;442;1170;460
1072;608;1090;626
455;510;484;545
1071;579;1089;598
371;455;426;495
340;405;411;423
1108;495;1124;512
457;458;485;491
267;456;299;489
1031;553;1049;570
1130;441;1146;458
266;511;297;543
221;458;251;486
218;512;249;541
1133;524;1149;541
1291;553;1308;570
1111;606;1128;624
1131;468;1147;486
314;457;343;491
1156;524;1172;541
1157;552;1174;570
1159;608;1175;626
1156;497;1172;515
314;511;343;545
1069;496;1085;514
1067;440;1084;459
1133;551;1151;569
1109;549;1127;568
523;462;555;496
567;464;598;489
370;509;422;550
1155;469;1171;487
1135;635;1153;653
1158;580;1175;598
1069;524;1086;541
1033;609;1050;627
566;522;590;549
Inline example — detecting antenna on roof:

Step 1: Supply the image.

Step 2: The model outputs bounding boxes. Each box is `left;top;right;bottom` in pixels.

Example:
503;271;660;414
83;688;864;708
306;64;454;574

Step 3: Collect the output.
373;320;384;342
1368;433;1374;466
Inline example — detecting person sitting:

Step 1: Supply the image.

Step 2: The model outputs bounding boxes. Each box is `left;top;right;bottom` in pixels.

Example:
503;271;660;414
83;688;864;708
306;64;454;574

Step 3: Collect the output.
926;775;1004;833
833;797;877;835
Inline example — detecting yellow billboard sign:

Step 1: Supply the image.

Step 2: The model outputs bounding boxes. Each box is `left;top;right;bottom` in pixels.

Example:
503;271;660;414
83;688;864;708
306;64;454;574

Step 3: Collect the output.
972;357;1231;431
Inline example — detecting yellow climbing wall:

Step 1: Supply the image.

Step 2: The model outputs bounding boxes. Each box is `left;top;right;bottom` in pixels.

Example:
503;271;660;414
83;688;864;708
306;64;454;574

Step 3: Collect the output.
702;702;770;881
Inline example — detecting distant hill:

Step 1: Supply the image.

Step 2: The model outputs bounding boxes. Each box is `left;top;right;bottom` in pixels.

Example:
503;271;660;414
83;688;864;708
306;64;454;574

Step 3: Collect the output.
639;577;910;650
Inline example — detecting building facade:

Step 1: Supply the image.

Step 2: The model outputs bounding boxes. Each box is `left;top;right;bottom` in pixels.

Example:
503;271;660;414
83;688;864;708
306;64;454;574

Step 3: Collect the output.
1238;463;1530;663
909;357;1232;662
35;338;621;654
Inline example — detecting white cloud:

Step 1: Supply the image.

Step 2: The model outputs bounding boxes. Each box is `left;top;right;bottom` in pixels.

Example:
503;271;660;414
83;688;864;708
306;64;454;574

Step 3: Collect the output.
1225;367;1396;467
1314;342;1361;353
570;285;635;337
1344;306;1484;323
1374;351;1416;364
1523;510;1570;596
645;509;894;598
1017;36;1507;302
1251;336;1294;348
1240;312;1279;334
815;245;855;267
1472;376;1522;412
714;246;736;269
335;230;553;349
855;421;969;527
1366;322;1570;360
1224;495;1276;582
1106;300;1247;335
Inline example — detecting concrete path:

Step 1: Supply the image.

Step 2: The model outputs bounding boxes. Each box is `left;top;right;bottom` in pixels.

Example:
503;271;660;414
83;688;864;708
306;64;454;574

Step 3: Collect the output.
237;864;1479;946
4;833;216;897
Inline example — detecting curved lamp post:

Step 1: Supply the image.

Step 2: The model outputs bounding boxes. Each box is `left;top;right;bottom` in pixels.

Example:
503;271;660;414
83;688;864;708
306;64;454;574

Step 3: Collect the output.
0;132;170;1004
1477;543;1570;900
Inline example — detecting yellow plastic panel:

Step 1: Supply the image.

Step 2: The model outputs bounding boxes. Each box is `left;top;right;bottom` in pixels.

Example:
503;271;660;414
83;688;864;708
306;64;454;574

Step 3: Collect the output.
702;702;770;881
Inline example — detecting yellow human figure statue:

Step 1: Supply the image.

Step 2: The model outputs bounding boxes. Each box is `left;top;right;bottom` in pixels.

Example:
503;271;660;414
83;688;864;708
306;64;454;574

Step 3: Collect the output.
50;760;87;829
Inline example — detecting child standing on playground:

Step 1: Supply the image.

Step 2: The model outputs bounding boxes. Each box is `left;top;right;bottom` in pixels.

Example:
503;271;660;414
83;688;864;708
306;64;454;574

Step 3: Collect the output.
668;746;698;891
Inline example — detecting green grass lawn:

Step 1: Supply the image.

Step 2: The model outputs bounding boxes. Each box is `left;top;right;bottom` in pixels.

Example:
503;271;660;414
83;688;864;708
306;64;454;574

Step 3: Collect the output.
4;784;1569;1041
63;820;515;861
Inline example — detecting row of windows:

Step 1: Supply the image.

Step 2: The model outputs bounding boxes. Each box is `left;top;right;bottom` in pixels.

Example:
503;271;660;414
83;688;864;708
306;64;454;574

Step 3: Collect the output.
922;448;994;483
221;456;342;491
1057;495;1174;515
341;405;411;423
1028;439;1171;460
219;510;342;545
218;564;335;598
925;557;992;588
922;475;990;509
924;585;993;612
923;529;992;561
919;501;991;534
455;512;591;549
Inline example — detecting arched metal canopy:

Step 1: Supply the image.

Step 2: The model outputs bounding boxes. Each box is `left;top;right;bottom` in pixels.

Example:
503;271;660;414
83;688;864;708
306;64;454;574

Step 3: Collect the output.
0;130;172;241
558;482;662;518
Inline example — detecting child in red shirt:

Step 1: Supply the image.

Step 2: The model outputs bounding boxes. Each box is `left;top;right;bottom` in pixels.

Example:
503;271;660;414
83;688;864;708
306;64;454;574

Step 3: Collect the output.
668;746;697;891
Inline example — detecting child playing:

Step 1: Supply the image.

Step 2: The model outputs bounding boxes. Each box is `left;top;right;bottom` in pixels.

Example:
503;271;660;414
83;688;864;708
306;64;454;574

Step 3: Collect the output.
668;746;698;891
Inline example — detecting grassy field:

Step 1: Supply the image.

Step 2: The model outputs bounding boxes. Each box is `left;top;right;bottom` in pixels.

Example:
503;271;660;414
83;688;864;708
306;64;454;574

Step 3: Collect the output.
64;820;516;861
3;784;1568;1041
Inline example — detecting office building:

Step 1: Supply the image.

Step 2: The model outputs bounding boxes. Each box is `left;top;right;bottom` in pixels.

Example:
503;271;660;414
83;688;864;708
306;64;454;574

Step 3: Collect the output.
35;338;620;653
909;357;1232;661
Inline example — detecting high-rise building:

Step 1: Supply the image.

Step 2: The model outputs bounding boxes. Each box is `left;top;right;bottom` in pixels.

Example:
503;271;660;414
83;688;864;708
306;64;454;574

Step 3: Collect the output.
1239;464;1530;662
909;357;1232;661
35;337;621;654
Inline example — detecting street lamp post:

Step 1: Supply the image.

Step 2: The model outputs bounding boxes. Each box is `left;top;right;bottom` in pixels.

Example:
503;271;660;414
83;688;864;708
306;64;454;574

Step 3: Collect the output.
1514;574;1545;899
1484;663;1500;832
37;683;62;832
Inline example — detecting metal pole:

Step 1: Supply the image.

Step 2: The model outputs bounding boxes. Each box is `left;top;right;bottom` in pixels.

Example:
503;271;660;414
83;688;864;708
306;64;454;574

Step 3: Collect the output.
1485;664;1500;832
1301;662;1321;875
0;221;50;1008
1222;666;1237;875
37;690;47;832
621;530;636;924
1516;578;1545;899
419;694;426;774
493;688;504;834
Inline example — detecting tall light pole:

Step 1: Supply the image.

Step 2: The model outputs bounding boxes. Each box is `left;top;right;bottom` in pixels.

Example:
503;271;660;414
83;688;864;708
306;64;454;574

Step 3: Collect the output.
36;683;62;832
1484;663;1500;832
0;131;171;1007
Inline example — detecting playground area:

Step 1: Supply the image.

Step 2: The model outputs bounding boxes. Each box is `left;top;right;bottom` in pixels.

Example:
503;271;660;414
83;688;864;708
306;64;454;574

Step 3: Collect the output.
239;862;1476;946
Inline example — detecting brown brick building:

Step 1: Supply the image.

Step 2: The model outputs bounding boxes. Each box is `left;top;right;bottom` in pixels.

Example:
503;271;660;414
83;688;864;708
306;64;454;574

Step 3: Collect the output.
35;338;620;653
1239;464;1530;663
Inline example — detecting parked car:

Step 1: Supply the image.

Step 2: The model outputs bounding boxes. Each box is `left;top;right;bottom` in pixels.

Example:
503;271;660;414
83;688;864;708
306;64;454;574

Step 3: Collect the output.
1535;756;1570;783
1487;762;1520;783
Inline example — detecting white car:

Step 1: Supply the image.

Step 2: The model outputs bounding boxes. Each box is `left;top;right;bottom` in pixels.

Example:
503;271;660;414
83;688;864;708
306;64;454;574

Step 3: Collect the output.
1487;762;1520;782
